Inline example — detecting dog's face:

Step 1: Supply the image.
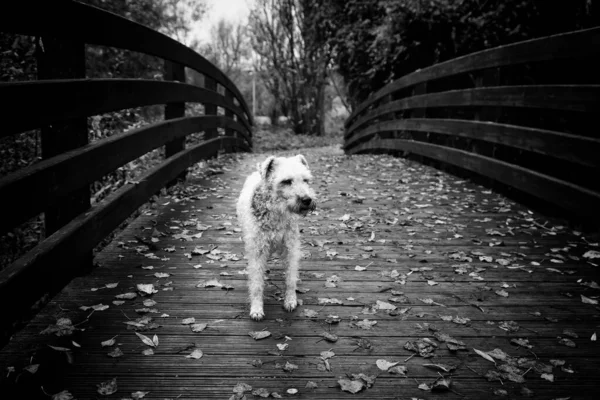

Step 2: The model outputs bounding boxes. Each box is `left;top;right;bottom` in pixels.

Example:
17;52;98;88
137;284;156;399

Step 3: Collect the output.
259;154;316;215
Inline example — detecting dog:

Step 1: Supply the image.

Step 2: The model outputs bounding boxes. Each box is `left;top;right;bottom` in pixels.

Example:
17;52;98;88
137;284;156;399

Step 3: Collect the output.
236;154;316;320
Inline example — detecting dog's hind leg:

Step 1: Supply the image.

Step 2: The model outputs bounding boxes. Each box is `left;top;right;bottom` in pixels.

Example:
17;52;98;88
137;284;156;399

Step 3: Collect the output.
247;247;268;320
283;230;300;312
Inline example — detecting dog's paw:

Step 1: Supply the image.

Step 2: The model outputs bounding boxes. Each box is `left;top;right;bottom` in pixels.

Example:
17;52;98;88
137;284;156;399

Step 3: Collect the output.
249;307;265;321
283;295;298;312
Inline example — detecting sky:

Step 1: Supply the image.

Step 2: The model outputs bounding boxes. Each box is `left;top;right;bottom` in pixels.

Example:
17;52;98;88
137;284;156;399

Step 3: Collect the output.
192;0;254;44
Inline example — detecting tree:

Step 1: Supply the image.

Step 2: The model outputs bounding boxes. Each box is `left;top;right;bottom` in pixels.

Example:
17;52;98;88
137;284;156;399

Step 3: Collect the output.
324;0;600;105
198;18;251;85
248;0;332;135
81;0;208;79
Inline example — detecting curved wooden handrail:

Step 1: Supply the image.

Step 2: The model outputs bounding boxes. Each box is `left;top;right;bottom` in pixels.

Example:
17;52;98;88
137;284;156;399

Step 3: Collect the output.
0;116;250;231
0;79;251;138
346;26;600;128
345;27;600;221
345;118;600;168
0;136;249;326
352;139;600;218
346;85;600;137
1;0;253;125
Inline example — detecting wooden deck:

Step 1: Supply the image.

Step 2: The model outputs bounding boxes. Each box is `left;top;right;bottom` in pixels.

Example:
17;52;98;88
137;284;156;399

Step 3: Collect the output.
1;146;599;399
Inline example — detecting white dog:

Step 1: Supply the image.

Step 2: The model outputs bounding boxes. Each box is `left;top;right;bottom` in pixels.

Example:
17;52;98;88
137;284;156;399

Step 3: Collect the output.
236;155;316;320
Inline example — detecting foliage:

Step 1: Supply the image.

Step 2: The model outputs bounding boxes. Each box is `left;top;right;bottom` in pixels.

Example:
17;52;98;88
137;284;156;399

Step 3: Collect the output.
248;0;332;135
252;125;342;153
325;0;600;105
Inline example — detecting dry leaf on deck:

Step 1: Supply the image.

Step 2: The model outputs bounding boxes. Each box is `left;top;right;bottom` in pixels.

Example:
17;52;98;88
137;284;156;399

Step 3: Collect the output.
248;330;271;340
96;377;118;395
473;348;496;364
185;349;203;359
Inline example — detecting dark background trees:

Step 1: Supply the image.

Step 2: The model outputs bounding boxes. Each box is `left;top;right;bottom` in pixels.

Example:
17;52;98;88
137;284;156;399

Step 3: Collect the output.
324;0;599;106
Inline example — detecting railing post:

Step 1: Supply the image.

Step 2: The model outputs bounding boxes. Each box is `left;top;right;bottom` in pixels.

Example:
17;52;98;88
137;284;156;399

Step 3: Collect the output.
224;88;235;138
36;36;92;271
204;75;218;144
410;83;428;161
164;60;186;184
473;68;501;154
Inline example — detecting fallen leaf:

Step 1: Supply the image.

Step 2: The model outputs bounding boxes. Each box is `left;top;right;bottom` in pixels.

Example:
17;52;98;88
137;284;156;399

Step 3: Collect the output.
23;364;39;374
101;336;118;347
252;388;270;398
375;300;396;311
305;381;318;389
97;377;118;395
355;319;377;329
283;361;298;372
115;292;137;300
135;332;158;347
318;297;343;305
423;363;456;373
51;390;74;400
338;378;364;394
388;365;407;376
301;309;319;318
581;295;598;305
320;332;338;342
107;347;123;358
136;284;157;295
432;378;452;391
185;349;203;359
473;348;496;364
248;330;271;340
191;323;208;332
376;359;399;371
233;382;252;394
197;279;223;288
583;250;600;259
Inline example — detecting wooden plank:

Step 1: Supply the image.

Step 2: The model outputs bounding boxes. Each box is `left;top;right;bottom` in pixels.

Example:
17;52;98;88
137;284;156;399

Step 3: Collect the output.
346;26;600;127
0;116;249;232
0;136;250;337
349;138;600;220
347;85;600;136
344;118;600;167
0;79;251;137
0;0;253;124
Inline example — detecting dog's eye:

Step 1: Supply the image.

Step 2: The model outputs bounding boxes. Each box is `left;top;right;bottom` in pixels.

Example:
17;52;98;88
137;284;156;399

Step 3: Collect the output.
281;179;292;185
303;179;310;183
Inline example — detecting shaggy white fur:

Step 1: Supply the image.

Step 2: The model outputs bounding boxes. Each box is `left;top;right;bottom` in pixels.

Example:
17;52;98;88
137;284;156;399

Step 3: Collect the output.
237;154;316;320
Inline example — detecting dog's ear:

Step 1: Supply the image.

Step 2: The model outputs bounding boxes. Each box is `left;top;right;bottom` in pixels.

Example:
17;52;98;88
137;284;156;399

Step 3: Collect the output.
296;154;308;168
259;156;277;181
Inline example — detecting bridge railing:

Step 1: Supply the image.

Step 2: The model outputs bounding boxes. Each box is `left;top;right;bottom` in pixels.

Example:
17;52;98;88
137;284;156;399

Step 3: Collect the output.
0;0;252;337
344;27;600;222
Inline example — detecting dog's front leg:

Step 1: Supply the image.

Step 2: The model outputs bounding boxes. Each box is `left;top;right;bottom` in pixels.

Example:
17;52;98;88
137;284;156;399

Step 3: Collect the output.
247;247;268;320
283;230;300;312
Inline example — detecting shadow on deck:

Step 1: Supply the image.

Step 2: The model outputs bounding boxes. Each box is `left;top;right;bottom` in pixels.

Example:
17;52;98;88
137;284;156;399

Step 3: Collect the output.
1;146;599;399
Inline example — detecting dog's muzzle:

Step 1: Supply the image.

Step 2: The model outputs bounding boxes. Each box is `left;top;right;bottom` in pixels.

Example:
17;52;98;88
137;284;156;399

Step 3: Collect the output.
298;196;316;216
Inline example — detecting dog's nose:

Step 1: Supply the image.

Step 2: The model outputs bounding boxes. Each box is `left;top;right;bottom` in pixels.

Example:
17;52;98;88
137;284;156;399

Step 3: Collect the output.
300;196;312;206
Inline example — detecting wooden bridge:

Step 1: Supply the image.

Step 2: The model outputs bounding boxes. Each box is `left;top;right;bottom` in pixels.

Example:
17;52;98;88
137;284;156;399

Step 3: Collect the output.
1;2;599;399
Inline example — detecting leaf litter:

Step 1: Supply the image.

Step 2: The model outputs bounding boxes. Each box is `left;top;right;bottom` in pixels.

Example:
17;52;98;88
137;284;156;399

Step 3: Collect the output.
10;151;600;398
